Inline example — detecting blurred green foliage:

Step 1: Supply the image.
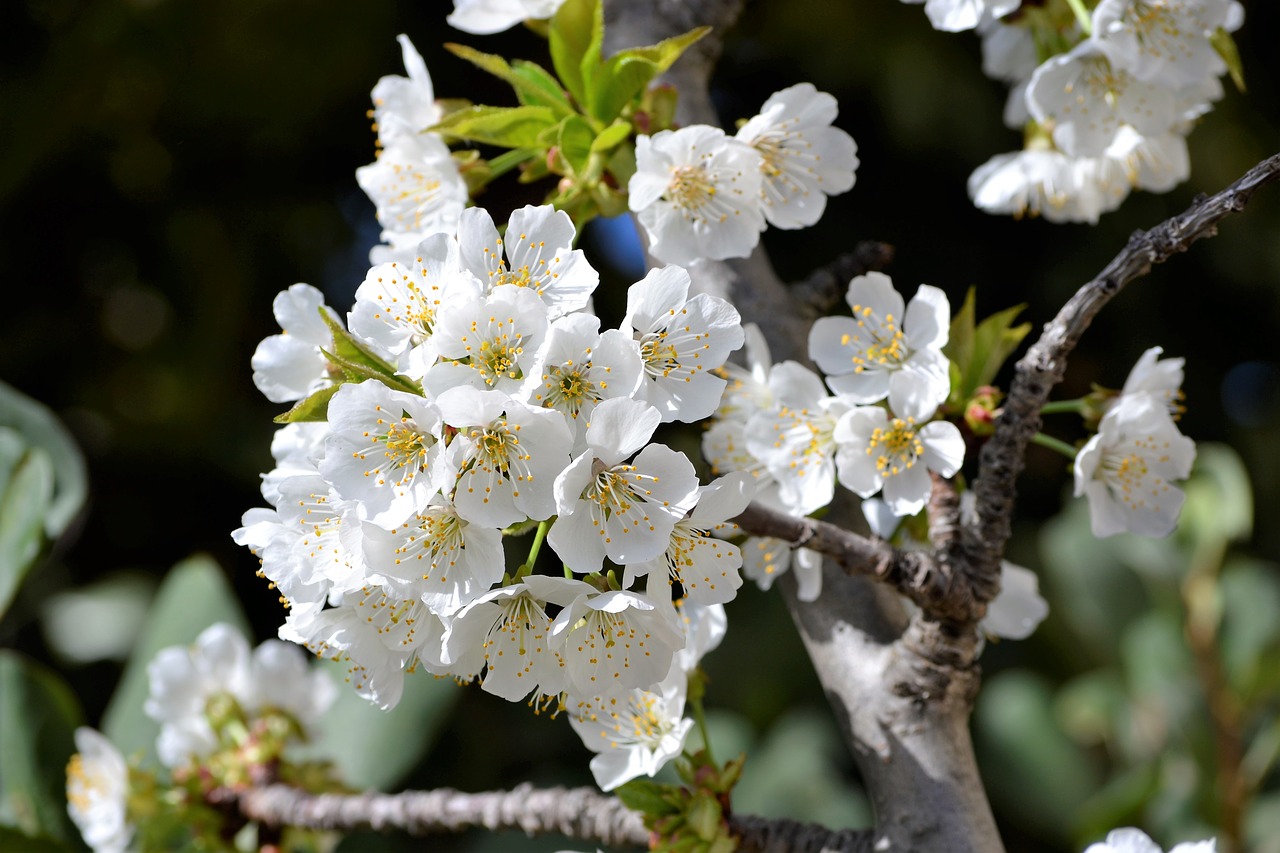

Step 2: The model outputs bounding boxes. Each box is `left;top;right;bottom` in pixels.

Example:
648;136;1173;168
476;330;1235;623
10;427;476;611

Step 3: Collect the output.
2;1;1280;851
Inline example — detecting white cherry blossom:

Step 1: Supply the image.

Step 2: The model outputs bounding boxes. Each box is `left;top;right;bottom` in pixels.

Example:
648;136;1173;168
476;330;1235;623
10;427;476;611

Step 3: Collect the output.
549;398;700;573
625;471;753;606
741;536;824;602
833;402;965;518
744;361;850;516
425;283;550;397
809;271;951;420
1083;828;1215;853
320;381;445;528
66;728;132;853
672;599;728;675
271;474;366;596
448;0;565;34
458;205;598;318
348;233;482;379
735;83;858;229
901;0;1022;35
435;386;573;528
620;265;744;423
1026;45;1178;158
251;283;339;404
628;125;764;266
526;575;683;698
1092;0;1232;87
357;134;468;252
1074;395;1195;538
243;638;338;733
983;563;1050;641
371;35;443;145
567;667;693;791
1117;345;1185;417
442;581;567;704
361;494;504;616
521;313;645;450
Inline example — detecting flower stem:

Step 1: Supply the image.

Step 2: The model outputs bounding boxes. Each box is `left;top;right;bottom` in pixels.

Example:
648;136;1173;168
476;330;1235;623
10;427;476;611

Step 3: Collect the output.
486;148;537;180
1031;432;1079;459
690;694;716;767
1039;398;1086;415
516;519;551;580
1063;0;1093;35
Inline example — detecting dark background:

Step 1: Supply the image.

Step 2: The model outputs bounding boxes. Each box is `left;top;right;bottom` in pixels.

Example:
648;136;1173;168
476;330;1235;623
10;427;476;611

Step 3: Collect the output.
3;1;1280;850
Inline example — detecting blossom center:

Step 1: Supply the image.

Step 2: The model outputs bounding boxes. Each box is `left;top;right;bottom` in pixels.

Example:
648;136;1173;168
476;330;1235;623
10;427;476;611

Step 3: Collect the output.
844;303;906;372
866;417;923;476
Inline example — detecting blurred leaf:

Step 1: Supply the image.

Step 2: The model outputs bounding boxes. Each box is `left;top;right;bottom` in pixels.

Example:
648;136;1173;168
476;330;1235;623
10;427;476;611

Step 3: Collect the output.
1056;671;1127;748
298;664;459;791
1243;711;1280;788
0;381;88;539
1120;611;1195;708
1179;442;1253;549
1073;762;1159;846
1247;790;1280;853
1039;495;1149;661
0;440;54;619
430;106;560;150
1210;28;1246;92
556;114;595;177
591;120;632;154
101;555;249;764
0;651;83;842
548;0;601;108
1219;556;1280;700
40;572;155;665
732;708;870;830
615;778;679;816
974;671;1099;837
0;826;76;853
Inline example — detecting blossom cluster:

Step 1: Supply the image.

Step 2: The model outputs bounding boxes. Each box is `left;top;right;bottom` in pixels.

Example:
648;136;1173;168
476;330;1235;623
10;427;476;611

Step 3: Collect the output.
240;199;748;790
628;83;859;265
902;0;1246;222
1074;346;1196;538
66;624;335;853
703;271;965;600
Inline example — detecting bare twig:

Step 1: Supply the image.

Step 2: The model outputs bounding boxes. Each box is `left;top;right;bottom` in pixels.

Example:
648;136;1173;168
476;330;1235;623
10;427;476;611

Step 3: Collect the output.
790;242;896;317
237;783;875;852
972;153;1280;568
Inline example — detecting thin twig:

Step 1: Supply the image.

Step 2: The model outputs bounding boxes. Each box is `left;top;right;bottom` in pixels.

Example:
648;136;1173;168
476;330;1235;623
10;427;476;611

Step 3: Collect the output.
789;242;896;317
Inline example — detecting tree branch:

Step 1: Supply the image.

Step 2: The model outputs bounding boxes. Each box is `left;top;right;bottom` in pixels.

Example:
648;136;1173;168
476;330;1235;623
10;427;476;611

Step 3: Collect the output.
237;783;876;852
972;152;1280;569
789;242;896;318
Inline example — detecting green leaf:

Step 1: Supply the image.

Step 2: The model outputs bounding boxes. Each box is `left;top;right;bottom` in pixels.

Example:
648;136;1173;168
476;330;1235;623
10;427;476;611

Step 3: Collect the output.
591;120;633;154
443;44;574;117
273;383;341;424
973;671;1100;837
0;442;54;618
319;310;401;380
0;381;88;539
321;350;421;395
296;664;459;790
0;826;76;853
557;114;596;177
944;288;1030;406
589;27;710;123
430;105;560;150
101;555;249;764
1210;27;1245;92
548;0;601;108
1179;442;1253;548
0;651;83;842
615;778;680;816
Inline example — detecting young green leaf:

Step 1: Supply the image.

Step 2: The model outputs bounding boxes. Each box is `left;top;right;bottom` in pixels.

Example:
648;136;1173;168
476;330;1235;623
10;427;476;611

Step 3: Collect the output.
548;0;602;108
557;114;597;176
589;27;711;123
615;778;681;816
273;383;341;424
319;309;400;379
444;44;574;116
430;105;560;150
943;287;1030;406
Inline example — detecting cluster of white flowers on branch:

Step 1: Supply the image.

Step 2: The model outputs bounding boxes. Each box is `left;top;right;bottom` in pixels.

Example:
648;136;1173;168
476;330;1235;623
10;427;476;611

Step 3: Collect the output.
896;0;1248;223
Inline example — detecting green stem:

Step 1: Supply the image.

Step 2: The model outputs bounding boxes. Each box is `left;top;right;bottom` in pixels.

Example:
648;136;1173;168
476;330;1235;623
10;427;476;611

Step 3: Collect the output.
1040;398;1086;415
691;694;716;767
486;148;537;180
516;519;551;580
1063;0;1093;35
1031;432;1079;460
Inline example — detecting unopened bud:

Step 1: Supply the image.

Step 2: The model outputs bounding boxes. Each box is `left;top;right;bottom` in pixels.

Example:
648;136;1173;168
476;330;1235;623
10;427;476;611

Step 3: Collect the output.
964;386;1003;436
